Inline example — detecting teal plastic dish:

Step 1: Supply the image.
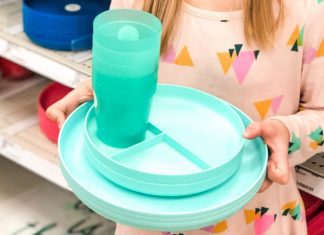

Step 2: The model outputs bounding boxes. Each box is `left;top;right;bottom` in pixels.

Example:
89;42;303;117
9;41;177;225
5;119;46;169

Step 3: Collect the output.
85;85;245;196
92;10;162;148
59;97;268;231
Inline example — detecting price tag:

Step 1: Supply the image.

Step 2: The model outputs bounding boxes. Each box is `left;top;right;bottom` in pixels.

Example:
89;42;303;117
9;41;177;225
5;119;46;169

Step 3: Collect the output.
0;38;8;54
0;135;4;148
0;0;18;7
0;141;22;162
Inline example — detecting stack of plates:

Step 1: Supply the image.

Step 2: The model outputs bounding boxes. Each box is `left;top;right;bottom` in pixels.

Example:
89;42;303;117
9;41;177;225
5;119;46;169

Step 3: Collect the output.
23;0;111;50
59;85;267;231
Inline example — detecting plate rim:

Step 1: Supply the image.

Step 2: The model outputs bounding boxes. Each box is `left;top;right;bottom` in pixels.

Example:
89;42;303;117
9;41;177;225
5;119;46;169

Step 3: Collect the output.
59;85;268;217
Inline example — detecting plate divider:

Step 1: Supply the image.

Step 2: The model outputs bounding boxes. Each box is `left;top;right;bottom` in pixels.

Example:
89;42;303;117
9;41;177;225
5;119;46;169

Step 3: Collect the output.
110;133;165;162
163;134;212;170
110;122;212;170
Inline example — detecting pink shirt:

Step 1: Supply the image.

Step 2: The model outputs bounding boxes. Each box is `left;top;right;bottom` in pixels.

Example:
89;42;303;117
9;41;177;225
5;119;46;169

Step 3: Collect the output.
110;0;324;234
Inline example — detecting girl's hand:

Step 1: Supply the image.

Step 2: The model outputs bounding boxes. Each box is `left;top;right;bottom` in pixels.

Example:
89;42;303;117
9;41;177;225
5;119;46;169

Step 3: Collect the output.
243;119;290;193
46;79;93;128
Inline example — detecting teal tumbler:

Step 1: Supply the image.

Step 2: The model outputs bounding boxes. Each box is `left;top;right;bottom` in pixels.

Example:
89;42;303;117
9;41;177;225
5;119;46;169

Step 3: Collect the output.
92;9;162;148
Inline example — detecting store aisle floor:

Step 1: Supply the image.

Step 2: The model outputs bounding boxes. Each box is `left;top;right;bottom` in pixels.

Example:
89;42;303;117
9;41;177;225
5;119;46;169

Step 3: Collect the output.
0;156;116;235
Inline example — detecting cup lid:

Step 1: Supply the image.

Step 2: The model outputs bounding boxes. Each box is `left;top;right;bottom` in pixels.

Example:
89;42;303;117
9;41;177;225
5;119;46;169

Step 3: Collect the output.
93;9;162;52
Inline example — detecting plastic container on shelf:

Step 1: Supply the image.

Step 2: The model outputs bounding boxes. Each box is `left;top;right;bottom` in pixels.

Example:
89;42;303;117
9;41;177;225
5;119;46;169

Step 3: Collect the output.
23;0;111;51
92;9;162;148
300;190;323;221
38;82;72;143
307;211;324;235
0;58;34;81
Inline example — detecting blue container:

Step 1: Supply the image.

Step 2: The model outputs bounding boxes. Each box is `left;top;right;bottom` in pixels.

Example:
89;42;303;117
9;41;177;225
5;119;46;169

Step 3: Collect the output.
23;0;111;51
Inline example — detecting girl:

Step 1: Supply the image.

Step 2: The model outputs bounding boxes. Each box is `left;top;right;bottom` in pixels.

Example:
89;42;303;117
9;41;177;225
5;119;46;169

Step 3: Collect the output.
47;0;324;234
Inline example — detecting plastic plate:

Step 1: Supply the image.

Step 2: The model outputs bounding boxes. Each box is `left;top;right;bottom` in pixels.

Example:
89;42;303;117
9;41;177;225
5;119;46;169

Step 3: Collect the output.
59;85;267;231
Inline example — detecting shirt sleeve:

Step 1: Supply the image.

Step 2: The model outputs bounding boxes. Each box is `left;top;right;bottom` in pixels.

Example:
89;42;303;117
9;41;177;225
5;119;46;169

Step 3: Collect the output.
271;1;324;167
109;0;143;10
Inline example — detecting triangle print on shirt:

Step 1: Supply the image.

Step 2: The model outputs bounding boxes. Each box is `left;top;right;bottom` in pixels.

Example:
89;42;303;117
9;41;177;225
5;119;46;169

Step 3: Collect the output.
216;44;259;84
287;25;304;52
288;133;301;154
244;207;276;235
308;127;324;150
281;200;303;221
254;95;284;120
304;39;324;64
163;45;194;67
201;220;228;233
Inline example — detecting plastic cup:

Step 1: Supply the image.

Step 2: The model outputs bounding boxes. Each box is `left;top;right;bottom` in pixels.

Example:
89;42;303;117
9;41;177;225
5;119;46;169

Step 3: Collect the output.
92;9;162;148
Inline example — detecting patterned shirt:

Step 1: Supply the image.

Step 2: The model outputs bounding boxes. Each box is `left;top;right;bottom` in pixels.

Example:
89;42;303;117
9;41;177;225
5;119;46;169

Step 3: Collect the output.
110;0;324;234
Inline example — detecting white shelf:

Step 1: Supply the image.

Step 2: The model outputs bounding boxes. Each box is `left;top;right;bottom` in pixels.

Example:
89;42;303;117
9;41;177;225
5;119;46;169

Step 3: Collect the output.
0;0;91;88
0;0;323;200
0;77;69;190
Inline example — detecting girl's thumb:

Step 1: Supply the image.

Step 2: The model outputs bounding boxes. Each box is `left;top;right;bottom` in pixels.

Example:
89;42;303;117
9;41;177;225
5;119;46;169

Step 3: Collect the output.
243;122;262;139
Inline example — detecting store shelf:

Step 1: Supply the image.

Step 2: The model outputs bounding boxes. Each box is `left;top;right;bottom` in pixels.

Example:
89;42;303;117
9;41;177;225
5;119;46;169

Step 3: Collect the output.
0;0;91;88
0;76;69;190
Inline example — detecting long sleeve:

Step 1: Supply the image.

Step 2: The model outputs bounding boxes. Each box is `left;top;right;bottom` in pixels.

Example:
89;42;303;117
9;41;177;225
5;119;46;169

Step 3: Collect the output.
111;0;319;234
272;1;324;167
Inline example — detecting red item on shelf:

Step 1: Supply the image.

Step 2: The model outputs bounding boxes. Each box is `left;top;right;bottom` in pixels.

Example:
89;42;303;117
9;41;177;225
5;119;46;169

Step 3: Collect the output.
307;211;324;235
0;58;34;81
38;82;72;143
300;190;323;221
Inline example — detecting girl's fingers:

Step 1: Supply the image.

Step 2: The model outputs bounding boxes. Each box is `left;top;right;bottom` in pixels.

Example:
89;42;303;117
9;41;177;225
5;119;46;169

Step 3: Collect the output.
243;122;262;139
46;105;66;128
46;79;94;128
267;157;289;184
46;91;77;127
268;151;289;184
63;81;94;116
244;120;290;186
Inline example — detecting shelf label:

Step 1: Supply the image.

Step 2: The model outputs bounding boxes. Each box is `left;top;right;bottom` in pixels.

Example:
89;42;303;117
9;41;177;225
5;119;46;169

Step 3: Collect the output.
296;166;324;200
2;115;38;135
0;136;4;148
0;77;43;101
67;50;92;63
4;24;23;35
0;38;8;54
0;0;18;7
0;141;22;162
5;44;78;87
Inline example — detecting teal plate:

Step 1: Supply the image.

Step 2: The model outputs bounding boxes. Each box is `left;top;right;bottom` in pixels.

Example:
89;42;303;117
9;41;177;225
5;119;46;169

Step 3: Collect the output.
59;86;268;231
85;85;245;196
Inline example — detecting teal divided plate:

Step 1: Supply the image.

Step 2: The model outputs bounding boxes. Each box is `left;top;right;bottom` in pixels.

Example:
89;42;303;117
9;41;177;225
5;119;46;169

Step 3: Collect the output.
85;85;245;196
59;86;268;231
